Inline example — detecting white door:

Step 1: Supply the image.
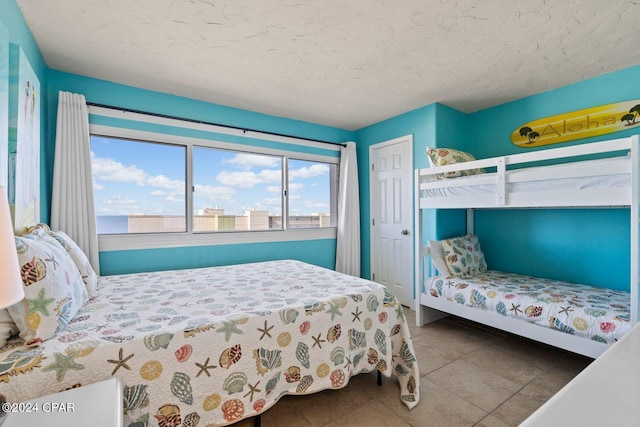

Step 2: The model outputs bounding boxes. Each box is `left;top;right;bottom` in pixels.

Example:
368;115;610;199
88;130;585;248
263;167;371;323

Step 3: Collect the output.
370;135;414;308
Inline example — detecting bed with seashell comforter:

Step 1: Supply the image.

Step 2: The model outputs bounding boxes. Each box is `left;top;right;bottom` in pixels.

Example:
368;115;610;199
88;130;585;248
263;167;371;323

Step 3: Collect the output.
0;259;419;426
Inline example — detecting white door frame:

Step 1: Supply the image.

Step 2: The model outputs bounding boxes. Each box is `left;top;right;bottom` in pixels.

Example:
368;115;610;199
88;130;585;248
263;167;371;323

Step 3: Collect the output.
369;134;414;308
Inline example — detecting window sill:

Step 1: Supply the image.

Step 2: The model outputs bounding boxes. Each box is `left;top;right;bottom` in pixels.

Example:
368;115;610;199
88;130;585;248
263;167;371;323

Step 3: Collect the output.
98;228;337;252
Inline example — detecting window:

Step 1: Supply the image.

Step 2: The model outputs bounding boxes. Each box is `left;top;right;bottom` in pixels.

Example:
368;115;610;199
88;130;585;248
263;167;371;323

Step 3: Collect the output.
193;147;283;232
288;159;337;228
90;134;338;237
91;136;186;234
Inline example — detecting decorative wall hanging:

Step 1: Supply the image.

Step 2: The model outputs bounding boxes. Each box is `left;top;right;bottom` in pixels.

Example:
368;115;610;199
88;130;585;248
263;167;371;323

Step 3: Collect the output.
8;44;40;232
511;100;640;148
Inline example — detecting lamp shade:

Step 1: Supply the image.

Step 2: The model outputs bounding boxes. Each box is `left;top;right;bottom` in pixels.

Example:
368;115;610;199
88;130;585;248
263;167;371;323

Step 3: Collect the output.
0;186;24;308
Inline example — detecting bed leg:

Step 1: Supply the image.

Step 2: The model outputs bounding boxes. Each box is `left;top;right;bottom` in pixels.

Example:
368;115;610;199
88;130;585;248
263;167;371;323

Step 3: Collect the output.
377;370;382;386
254;414;261;427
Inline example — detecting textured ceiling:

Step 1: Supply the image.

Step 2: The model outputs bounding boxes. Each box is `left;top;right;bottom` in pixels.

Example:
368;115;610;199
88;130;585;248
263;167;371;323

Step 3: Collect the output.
16;0;640;130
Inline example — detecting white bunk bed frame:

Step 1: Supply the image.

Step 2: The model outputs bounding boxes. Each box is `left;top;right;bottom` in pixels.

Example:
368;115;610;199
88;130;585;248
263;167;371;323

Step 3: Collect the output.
414;134;640;358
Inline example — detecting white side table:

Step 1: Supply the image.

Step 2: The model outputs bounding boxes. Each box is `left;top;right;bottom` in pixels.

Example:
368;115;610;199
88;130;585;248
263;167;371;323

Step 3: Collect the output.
2;377;123;427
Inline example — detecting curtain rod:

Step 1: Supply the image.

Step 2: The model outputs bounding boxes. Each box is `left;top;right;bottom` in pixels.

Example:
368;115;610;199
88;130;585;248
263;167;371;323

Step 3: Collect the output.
85;102;347;148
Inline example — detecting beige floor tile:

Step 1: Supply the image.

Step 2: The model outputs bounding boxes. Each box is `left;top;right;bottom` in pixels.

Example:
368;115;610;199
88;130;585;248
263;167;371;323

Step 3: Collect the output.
474;414;513;427
323;399;412;427
411;338;457;376
551;352;593;376
490;365;575;426
380;377;488;427
461;345;544;386
491;335;564;368
426;359;521;412
281;386;361;426
259;395;313;427
413;323;491;358
490;382;555;426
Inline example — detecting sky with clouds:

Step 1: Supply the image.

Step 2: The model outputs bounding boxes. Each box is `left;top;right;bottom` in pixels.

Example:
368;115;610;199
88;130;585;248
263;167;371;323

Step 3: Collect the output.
90;136;333;219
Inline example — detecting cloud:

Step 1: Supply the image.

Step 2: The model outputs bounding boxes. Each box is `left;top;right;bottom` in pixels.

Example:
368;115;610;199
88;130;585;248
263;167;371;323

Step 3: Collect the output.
146;174;184;192
216;169;281;188
92;155;185;192
289;164;329;179
92;156;146;185
225;153;281;169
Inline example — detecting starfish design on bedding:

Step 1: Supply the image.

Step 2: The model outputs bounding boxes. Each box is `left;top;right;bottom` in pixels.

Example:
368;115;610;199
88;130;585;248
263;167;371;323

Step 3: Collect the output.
395;304;405;322
325;302;342;320
344;355;352;370
509;303;523;316
44;251;59;270
42;351;85;381
216;320;244;341
351;307;362;322
559;305;574;316
258;320;274;340
312;333;326;349
244;381;261;402
195;357;216;377
27;288;55;316
107;348;134;375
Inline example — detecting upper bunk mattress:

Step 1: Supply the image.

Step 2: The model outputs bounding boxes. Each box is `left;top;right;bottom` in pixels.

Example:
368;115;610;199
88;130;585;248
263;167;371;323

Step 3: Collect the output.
426;270;631;344
422;156;630;199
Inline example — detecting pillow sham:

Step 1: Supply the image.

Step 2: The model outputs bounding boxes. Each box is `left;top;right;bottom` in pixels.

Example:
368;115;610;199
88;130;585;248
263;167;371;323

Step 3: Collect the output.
47;229;99;298
7;230;88;346
427;240;450;276
441;234;487;278
425;147;486;179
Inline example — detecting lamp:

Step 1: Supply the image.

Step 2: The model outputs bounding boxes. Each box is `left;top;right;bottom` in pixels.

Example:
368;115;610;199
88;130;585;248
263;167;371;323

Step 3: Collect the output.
0;186;24;308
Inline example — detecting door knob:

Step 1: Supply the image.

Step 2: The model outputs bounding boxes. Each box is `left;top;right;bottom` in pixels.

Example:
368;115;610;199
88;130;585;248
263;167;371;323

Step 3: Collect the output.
401;229;409;235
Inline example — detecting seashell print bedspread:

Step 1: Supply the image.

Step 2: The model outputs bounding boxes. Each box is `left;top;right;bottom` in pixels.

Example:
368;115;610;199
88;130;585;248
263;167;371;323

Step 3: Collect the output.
0;260;419;426
428;270;631;343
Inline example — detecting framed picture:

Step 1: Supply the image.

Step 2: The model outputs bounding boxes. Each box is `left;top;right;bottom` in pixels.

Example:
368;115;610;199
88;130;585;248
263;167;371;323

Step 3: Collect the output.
0;20;8;188
8;44;40;232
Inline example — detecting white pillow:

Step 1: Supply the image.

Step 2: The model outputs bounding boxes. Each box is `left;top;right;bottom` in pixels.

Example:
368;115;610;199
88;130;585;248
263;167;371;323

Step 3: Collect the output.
428;240;450;276
47;229;99;298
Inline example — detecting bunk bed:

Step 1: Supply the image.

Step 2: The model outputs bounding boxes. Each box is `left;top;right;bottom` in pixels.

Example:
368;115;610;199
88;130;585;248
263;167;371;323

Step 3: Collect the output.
414;134;640;358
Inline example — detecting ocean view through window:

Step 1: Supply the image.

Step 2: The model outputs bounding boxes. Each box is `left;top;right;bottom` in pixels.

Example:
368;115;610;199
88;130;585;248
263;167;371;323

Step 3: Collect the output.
90;134;338;235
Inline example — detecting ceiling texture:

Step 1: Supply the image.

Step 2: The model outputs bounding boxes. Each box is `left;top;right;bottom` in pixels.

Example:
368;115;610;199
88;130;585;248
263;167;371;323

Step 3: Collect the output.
15;0;640;130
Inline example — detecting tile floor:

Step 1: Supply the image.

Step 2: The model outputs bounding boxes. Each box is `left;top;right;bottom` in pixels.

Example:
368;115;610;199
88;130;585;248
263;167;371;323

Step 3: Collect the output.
234;308;593;427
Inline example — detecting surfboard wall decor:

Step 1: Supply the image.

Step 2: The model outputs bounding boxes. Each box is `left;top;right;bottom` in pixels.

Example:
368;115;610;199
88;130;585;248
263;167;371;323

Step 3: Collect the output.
511;100;640;148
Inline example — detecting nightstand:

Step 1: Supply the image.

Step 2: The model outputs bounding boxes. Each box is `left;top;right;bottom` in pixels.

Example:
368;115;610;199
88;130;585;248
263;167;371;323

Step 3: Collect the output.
2;377;123;427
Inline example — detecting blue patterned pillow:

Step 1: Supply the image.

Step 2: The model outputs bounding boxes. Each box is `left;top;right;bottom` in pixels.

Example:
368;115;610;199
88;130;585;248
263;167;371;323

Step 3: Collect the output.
441;234;487;278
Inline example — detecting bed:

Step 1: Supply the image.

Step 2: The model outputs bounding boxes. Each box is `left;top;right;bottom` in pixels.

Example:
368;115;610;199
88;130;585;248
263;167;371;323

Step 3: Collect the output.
0;258;419;426
414;134;640;358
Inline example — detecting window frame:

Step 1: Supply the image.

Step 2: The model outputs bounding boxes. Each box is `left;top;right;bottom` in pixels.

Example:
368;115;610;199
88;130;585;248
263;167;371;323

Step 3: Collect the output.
90;122;339;252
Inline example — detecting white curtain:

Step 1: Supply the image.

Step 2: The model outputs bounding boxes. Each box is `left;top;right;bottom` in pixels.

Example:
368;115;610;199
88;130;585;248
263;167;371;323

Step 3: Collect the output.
335;141;360;276
51;92;100;274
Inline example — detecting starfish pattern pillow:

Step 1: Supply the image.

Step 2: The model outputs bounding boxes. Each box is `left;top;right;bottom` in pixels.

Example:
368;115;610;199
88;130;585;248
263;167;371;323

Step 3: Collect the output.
7;229;88;346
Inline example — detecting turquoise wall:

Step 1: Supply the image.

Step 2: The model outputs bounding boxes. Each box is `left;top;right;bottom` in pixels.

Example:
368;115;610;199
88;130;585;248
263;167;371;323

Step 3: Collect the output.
4;0;639;287
0;0;48;221
355;103;466;279
465;65;640;290
45;71;353;273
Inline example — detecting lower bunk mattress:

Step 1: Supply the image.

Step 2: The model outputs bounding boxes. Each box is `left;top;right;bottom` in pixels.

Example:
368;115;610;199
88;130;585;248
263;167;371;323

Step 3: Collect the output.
426;270;631;344
0;260;419;426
